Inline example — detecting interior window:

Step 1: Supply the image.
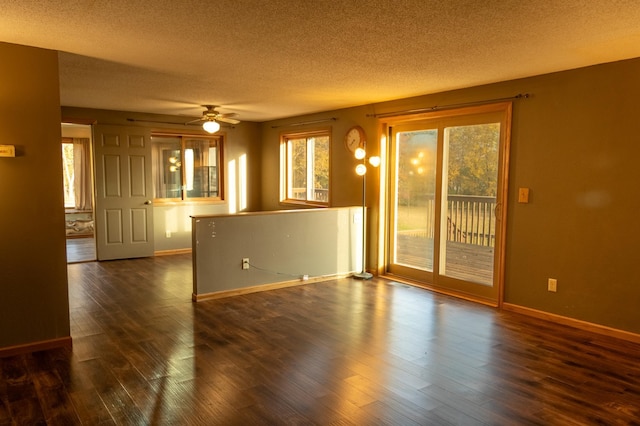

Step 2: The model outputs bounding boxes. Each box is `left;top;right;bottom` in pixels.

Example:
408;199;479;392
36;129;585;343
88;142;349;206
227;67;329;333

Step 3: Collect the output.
152;134;223;202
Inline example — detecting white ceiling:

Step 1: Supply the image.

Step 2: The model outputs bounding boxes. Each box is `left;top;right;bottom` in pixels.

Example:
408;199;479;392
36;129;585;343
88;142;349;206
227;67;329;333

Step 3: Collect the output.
2;1;640;122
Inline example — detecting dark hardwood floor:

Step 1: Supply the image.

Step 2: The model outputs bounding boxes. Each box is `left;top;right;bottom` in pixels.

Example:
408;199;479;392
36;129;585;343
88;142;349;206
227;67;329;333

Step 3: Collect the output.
66;238;96;264
2;254;640;425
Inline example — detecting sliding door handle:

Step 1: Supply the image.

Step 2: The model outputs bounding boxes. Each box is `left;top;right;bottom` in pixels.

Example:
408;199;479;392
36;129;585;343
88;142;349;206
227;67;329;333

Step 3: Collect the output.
494;202;502;218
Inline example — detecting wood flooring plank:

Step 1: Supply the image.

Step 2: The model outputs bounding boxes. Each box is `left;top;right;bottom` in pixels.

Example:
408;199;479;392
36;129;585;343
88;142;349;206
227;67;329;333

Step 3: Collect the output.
314;392;385;426
360;399;425;426
68;388;115;425
0;399;9;425
6;397;46;426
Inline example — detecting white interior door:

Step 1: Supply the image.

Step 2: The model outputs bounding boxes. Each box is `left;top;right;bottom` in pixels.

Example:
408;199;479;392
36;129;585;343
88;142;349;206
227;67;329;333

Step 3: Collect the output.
93;125;154;260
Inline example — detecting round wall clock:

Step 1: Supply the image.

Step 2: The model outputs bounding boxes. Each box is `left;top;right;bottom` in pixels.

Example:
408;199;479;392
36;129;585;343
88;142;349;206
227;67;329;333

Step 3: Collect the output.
344;125;366;153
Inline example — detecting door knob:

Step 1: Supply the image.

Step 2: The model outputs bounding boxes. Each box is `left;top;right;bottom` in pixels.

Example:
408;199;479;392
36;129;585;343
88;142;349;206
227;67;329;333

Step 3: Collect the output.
144;200;152;205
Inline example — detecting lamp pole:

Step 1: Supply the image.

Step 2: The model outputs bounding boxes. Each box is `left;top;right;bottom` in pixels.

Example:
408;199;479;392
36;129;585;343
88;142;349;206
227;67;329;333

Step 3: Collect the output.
354;157;372;279
353;146;379;280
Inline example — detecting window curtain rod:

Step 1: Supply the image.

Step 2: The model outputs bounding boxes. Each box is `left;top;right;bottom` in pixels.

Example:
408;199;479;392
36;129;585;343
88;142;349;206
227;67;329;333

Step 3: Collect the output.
271;117;337;129
367;93;530;118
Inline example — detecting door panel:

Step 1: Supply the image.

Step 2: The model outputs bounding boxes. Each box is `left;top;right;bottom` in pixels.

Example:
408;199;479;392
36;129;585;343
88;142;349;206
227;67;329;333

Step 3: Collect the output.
104;155;121;196
130;155;146;196
131;208;149;242
94;125;154;260
105;209;123;244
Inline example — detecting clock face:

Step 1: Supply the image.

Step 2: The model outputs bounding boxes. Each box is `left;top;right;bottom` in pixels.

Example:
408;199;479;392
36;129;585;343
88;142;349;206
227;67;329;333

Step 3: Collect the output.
345;126;365;152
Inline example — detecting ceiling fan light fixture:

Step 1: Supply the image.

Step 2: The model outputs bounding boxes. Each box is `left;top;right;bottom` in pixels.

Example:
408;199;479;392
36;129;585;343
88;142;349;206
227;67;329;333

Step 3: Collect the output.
203;119;220;134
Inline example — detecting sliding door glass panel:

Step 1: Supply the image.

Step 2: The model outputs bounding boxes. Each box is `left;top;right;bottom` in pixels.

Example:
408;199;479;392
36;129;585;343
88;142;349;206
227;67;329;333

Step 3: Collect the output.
440;123;499;285
393;129;438;271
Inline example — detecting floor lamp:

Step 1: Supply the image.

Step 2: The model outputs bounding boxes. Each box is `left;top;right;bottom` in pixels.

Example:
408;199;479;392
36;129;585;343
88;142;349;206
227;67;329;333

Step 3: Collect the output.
353;145;380;280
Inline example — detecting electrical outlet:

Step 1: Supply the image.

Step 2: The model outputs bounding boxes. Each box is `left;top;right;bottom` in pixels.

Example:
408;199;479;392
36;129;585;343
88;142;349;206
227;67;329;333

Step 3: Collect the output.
242;258;250;270
548;278;557;292
302;274;309;281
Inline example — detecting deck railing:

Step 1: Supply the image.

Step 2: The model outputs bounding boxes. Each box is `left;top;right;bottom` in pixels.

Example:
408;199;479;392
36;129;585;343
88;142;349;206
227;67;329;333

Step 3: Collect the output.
289;191;496;247
446;195;496;247
291;188;329;202
398;195;496;248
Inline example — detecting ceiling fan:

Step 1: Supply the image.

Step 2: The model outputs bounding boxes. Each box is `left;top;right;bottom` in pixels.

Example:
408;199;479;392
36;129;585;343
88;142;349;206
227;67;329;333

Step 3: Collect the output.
126;104;240;133
187;105;241;134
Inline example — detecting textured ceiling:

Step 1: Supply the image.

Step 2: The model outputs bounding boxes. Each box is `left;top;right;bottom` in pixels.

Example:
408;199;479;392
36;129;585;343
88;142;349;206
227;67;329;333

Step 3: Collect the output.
1;0;640;122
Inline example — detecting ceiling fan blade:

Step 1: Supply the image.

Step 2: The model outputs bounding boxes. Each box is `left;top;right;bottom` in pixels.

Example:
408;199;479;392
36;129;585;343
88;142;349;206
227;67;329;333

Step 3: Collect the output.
217;116;241;125
184;117;204;125
127;118;187;125
128;105;240;127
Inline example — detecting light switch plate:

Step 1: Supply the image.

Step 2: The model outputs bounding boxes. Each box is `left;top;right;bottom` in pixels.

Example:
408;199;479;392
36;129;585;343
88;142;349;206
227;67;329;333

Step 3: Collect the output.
518;187;530;203
0;145;15;157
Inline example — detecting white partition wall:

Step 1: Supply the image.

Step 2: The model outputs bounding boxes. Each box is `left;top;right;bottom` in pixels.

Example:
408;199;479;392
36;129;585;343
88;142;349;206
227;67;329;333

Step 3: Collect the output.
191;207;362;300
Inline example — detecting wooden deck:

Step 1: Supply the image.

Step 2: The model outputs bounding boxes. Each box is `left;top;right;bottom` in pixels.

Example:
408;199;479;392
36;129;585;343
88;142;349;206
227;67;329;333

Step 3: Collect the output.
395;234;494;285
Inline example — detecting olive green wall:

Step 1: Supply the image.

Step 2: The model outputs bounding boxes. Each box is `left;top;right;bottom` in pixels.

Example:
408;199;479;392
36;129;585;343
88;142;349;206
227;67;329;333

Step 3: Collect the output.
260;57;640;335
0;43;70;348
503;59;640;333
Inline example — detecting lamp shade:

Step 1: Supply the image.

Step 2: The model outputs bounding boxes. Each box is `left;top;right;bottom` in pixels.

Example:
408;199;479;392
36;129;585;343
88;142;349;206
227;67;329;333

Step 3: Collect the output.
369;156;381;167
203;120;221;134
354;147;366;160
355;164;367;176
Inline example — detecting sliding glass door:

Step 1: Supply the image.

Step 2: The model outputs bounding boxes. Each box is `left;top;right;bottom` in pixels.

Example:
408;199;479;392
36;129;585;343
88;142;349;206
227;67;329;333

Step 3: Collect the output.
387;103;511;305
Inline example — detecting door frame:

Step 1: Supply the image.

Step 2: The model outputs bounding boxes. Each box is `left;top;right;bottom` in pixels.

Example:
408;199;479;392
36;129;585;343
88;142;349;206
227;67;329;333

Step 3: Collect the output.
380;102;512;306
61;121;97;263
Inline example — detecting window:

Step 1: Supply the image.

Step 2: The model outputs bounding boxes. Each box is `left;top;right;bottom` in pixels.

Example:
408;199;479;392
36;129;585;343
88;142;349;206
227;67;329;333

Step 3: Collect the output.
61;142;75;208
152;134;223;202
61;137;92;210
281;130;330;206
